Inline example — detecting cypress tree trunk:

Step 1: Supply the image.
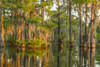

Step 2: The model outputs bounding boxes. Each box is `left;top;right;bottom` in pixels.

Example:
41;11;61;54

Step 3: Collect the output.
56;0;61;51
84;3;88;47
79;3;82;46
93;3;98;47
0;0;5;47
69;0;72;45
17;26;21;41
25;24;29;41
41;0;44;26
29;23;32;41
21;9;25;42
90;3;94;48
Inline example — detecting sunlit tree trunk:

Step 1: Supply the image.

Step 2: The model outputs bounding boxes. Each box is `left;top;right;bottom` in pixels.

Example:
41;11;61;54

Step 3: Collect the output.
17;26;21;41
90;3;94;48
20;9;25;42
94;3;98;47
21;23;25;42
29;23;32;41
0;0;5;47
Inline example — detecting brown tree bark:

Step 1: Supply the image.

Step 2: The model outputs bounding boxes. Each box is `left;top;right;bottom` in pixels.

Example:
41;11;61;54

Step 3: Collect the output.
41;0;44;26
79;3;82;46
90;3;94;48
84;3;88;47
69;0;72;45
0;0;5;47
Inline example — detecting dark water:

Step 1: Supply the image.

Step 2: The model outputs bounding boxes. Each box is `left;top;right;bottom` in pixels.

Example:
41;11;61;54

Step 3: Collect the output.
0;44;100;67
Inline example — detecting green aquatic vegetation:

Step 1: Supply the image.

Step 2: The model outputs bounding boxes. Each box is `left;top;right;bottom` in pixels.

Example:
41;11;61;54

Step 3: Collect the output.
7;37;50;48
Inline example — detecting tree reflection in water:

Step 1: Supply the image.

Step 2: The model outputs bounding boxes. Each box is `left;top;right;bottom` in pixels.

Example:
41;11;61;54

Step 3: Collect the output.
0;47;5;67
78;47;95;67
0;44;98;67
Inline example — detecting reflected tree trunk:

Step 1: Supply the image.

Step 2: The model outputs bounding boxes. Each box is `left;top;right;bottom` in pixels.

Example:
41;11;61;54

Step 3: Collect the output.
16;55;20;67
69;48;72;67
0;48;5;67
57;50;60;67
90;48;95;67
87;48;90;67
20;55;24;67
83;47;87;67
79;48;83;67
30;56;35;67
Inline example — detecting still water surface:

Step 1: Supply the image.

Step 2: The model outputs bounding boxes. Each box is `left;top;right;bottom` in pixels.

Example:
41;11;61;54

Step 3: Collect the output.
0;44;100;67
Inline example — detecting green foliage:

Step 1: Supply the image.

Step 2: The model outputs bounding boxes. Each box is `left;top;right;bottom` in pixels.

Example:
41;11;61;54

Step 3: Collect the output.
96;33;100;42
45;21;57;29
96;27;100;43
7;37;50;48
26;16;42;24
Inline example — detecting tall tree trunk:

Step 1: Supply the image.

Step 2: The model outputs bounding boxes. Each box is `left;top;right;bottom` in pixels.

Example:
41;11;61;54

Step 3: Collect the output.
21;9;25;42
0;0;5;47
69;0;72;45
79;3;82;46
29;23;32;40
84;3;88;47
90;3;94;48
94;3;98;45
41;0;44;26
56;0;61;51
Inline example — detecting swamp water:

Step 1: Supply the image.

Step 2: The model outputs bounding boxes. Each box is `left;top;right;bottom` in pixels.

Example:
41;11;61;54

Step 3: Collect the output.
0;43;100;67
